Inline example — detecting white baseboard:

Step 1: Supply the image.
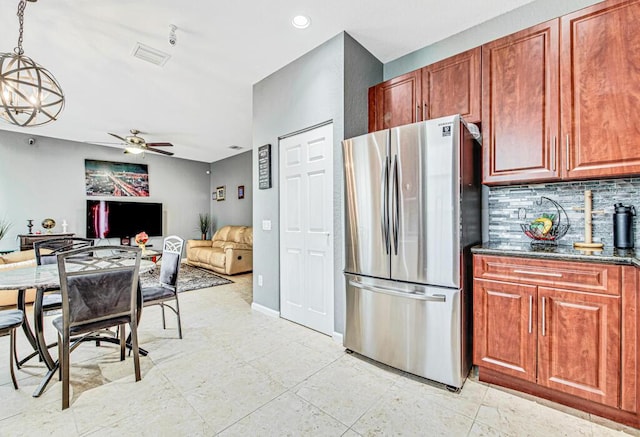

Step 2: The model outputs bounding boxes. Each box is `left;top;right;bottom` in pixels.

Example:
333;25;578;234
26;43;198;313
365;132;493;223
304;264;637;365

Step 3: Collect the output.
251;302;280;318
332;332;343;344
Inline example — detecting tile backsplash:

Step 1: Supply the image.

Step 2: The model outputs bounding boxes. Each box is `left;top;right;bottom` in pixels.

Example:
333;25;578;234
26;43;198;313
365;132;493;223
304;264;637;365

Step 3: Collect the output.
488;178;640;248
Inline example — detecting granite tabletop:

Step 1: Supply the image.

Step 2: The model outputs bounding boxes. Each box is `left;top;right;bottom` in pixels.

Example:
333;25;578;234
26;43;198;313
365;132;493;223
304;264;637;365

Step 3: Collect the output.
472;242;640;267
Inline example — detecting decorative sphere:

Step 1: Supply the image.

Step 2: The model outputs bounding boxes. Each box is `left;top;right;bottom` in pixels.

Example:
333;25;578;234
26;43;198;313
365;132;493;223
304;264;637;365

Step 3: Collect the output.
41;218;56;230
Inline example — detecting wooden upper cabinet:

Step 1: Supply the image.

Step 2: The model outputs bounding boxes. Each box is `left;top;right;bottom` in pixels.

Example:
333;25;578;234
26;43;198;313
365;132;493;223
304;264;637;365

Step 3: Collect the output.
370;71;421;131
537;287;621;408
422;47;481;123
482;20;560;185
561;0;640;179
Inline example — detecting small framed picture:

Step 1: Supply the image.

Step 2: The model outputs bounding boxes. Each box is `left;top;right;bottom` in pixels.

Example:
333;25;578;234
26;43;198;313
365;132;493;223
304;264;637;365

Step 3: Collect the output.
238;185;245;199
216;186;225;201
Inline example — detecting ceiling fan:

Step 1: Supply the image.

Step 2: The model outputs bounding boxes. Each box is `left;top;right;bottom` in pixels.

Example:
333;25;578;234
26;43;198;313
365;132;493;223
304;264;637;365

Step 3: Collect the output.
107;129;174;156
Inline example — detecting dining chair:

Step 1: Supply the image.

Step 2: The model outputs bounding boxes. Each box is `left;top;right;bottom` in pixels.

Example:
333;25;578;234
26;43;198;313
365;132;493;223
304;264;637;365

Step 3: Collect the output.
0;309;24;389
141;235;185;338
54;245;142;409
18;238;96;369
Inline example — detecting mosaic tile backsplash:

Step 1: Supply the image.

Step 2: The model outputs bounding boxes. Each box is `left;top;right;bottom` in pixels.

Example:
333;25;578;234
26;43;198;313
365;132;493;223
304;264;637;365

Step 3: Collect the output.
488;178;640;249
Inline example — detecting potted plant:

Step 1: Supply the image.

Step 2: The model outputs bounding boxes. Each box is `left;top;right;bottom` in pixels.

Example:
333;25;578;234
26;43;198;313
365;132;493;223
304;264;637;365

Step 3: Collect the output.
198;213;212;240
0;218;11;241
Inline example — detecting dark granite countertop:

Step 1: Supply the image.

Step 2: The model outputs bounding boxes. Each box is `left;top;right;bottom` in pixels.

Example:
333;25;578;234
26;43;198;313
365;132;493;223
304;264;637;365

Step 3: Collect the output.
472;242;640;267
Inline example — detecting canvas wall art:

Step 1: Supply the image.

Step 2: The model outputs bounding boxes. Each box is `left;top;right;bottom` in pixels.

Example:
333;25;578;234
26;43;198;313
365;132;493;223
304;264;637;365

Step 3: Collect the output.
85;159;150;197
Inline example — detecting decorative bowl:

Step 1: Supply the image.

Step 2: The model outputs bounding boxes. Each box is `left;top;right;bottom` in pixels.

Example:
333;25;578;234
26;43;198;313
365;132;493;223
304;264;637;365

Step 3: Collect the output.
520;197;570;244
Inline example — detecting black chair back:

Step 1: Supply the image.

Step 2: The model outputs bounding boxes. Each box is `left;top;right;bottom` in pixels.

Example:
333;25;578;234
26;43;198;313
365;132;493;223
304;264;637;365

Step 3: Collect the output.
34;237;95;266
57;246;141;332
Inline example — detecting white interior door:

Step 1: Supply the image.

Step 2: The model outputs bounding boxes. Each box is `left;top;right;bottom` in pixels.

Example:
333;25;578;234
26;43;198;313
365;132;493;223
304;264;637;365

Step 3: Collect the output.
279;123;334;335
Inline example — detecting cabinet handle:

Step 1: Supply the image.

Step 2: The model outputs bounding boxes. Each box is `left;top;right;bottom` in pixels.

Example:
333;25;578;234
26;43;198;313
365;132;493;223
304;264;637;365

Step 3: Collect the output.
551;136;556;172
566;134;570;171
513;269;562;278
542;296;546;337
528;295;533;334
416;104;420;121
424;103;429;120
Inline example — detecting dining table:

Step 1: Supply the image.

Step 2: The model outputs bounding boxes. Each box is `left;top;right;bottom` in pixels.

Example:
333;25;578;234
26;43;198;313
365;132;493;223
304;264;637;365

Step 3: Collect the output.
0;259;155;397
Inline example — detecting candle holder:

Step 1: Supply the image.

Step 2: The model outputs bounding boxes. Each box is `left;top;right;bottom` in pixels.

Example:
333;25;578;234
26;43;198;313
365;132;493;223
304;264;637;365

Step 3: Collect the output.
27;219;34;234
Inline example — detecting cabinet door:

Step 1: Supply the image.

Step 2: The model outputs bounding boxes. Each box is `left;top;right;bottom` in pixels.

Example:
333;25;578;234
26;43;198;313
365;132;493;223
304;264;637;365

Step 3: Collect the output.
370;71;421;131
482;20;560;185
422;47;481;123
561;0;640;179
537;287;620;408
473;279;537;382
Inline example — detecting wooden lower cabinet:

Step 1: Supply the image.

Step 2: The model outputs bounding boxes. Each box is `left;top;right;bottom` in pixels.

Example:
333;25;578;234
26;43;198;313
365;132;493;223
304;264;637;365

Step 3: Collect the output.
537;287;620;408
473;255;637;426
473;279;536;382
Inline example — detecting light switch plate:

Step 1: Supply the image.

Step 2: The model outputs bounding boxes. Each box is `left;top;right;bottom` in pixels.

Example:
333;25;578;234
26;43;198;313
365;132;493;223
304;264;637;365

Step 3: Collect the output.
262;220;271;231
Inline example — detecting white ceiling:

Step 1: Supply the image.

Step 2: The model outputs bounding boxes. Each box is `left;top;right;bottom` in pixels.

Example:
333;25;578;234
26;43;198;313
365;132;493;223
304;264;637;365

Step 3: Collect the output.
0;0;535;163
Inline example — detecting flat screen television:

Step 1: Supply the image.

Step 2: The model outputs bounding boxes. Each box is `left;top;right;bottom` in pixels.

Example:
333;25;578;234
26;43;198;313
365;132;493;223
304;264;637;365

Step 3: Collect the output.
87;200;163;239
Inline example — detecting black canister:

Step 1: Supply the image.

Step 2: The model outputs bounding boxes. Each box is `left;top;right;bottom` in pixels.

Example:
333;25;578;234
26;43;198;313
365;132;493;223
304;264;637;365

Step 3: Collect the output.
613;203;636;249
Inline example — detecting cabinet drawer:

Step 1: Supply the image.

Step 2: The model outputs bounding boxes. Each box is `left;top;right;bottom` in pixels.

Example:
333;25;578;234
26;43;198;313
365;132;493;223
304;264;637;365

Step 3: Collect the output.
474;255;620;296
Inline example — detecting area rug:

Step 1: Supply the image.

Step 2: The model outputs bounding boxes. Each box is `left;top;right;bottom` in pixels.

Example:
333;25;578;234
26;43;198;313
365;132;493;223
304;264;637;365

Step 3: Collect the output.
140;263;232;293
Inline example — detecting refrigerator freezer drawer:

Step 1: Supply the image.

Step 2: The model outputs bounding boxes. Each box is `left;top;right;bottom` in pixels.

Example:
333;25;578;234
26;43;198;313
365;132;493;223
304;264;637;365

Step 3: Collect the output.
344;274;464;388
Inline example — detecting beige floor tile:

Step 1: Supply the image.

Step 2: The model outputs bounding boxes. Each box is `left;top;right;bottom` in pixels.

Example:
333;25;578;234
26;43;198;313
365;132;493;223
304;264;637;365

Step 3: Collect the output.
0;397;78;436
395;373;487;420
468;421;506;437
248;340;339;388
218;391;348;437
475;387;593;437
183;362;287;433
351;382;474;436
292;354;401;426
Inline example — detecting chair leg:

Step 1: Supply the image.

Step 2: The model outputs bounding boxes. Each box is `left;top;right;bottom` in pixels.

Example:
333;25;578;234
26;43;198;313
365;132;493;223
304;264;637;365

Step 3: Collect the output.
9;329;18;389
119;324;126;361
61;332;70;410
174;296;183;340
129;320;141;382
161;304;166;329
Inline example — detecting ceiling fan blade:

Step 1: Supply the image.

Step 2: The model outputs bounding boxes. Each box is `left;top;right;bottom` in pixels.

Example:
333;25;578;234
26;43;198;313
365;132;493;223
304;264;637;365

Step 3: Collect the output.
146;142;173;147
108;132;128;142
147;147;174;156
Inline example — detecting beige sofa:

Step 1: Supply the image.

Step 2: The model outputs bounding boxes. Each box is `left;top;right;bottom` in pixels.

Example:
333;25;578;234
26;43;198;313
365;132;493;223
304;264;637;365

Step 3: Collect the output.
186;226;253;275
0;249;38;307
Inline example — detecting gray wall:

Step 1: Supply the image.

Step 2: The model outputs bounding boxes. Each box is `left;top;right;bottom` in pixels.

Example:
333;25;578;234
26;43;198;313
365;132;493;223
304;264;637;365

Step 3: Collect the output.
0;131;210;252
209;150;253;232
384;0;603;80
252;32;381;335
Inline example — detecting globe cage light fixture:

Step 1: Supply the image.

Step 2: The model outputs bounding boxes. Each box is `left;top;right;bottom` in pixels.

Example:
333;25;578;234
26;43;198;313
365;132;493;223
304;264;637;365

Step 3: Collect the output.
0;0;64;127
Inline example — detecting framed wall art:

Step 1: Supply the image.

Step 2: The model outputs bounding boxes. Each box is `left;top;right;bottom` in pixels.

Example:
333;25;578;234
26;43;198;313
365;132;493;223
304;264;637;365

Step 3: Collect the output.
238;185;245;199
216;186;225;201
85;159;149;197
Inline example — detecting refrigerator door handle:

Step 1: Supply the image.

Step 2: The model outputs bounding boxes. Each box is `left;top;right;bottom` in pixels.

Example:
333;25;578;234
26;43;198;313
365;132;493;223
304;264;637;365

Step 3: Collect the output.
392;154;399;255
348;280;446;302
380;157;390;254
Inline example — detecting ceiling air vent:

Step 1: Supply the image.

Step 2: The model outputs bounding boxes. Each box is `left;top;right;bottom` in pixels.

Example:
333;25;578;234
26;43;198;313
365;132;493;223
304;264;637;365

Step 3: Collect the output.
229;145;243;150
131;43;171;67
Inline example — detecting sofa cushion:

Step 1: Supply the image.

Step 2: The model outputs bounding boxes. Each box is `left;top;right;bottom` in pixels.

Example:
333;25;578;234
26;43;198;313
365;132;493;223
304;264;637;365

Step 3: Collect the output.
188;247;226;268
0;249;37;264
212;226;252;245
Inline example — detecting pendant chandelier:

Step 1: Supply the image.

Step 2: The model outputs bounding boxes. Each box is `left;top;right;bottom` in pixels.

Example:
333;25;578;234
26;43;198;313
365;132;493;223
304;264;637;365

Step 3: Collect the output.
0;0;64;127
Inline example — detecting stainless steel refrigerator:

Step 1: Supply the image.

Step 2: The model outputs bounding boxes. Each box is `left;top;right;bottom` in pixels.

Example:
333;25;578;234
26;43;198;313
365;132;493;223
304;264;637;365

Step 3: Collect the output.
342;114;481;388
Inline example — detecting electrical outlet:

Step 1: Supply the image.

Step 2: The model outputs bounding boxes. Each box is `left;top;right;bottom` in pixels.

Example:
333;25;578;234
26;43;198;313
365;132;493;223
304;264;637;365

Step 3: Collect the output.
262;220;271;231
258;274;263;286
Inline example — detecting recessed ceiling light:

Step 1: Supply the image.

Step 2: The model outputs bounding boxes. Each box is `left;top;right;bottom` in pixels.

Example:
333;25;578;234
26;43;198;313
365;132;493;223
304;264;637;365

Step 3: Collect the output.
292;15;311;29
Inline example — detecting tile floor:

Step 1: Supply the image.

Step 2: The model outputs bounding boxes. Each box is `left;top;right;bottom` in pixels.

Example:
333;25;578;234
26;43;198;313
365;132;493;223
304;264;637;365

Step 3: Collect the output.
0;273;638;436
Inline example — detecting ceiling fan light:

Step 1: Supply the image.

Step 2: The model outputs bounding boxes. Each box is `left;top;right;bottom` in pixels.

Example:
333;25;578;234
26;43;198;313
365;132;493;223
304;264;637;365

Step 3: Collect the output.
125;145;145;154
